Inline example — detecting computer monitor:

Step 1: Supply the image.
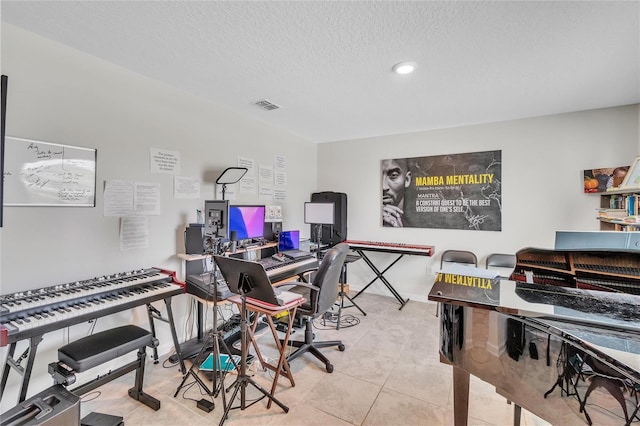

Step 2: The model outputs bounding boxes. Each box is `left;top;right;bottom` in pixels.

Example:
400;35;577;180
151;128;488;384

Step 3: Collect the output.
278;230;300;251
228;205;265;240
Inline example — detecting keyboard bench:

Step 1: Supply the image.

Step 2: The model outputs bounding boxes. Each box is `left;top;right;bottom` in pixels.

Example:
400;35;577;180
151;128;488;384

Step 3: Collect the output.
49;325;161;411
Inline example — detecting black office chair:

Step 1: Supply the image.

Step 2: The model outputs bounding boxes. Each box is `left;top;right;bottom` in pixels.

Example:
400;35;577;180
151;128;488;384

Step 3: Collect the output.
283;243;349;373
485;253;516;278
436;250;478;317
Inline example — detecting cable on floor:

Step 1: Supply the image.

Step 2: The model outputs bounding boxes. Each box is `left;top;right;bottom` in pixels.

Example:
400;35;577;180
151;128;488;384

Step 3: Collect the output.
80;390;101;402
313;312;360;329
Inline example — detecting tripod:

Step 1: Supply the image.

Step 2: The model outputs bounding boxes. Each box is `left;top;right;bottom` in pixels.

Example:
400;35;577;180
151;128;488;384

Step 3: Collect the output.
220;273;288;426
174;249;238;410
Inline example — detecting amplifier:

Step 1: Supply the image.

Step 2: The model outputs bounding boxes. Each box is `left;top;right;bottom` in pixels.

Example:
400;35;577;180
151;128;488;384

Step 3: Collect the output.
0;384;80;426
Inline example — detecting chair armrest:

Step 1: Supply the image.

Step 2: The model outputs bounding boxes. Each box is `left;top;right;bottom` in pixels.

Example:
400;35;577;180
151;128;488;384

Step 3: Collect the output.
278;282;321;312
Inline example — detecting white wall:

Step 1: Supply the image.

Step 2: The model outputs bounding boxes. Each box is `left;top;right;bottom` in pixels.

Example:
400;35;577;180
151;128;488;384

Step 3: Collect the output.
317;104;639;302
0;24;317;408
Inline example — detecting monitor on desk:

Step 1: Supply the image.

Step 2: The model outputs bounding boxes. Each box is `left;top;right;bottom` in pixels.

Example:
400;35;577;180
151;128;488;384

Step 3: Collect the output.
278;230;300;251
229;205;265;240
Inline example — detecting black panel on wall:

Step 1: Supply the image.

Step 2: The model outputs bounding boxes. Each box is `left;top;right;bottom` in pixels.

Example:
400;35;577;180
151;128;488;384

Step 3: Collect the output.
310;191;347;246
1;75;7;228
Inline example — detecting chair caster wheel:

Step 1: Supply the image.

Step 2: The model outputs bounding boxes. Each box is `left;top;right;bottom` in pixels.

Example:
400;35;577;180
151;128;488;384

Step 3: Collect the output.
338;344;345;351
326;363;334;373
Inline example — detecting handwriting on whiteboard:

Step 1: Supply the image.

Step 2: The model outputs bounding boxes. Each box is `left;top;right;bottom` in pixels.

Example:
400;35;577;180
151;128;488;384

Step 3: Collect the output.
4;137;96;206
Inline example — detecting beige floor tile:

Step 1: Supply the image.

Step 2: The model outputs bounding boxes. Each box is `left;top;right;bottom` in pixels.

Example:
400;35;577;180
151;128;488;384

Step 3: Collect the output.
362;388;447;426
383;359;453;407
335;347;397;386
306;373;381;425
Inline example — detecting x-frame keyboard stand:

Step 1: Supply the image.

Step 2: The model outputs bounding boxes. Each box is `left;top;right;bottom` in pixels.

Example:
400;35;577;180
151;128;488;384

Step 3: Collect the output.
350;250;409;309
345;241;435;311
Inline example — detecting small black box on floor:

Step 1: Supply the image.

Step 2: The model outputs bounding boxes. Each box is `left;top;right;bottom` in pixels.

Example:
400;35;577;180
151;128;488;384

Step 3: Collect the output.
81;412;124;426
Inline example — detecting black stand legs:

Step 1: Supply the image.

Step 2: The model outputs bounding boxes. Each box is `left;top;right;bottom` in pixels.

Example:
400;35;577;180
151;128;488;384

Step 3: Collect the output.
220;290;288;426
335;263;366;329
351;250;409;309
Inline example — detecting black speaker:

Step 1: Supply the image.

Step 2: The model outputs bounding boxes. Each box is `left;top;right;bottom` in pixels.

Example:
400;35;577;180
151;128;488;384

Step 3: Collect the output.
229;230;237;253
185;224;205;254
265;221;282;242
273;221;282;234
310;191;347;246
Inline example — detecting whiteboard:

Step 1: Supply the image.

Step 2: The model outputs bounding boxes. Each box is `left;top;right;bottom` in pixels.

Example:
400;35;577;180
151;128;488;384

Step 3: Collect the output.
3;136;96;206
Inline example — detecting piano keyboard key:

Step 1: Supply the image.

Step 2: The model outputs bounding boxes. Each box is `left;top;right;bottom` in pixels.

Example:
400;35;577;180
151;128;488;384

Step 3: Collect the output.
0;269;181;344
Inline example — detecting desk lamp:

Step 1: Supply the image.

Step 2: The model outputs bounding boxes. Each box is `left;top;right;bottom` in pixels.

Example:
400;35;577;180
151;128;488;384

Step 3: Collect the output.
216;167;248;200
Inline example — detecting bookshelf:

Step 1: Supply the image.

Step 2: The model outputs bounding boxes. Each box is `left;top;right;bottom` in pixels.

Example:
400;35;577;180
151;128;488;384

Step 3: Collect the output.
597;188;640;231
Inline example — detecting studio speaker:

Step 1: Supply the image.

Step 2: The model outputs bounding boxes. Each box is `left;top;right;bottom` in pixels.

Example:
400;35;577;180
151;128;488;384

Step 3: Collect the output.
230;230;237;253
185;224;205;254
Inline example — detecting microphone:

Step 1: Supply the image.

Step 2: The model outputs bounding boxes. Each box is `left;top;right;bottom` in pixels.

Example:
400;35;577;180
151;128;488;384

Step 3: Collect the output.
230;230;237;253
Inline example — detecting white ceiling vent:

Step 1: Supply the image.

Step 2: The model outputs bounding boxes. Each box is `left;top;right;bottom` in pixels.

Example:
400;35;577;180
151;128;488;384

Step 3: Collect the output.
253;99;281;111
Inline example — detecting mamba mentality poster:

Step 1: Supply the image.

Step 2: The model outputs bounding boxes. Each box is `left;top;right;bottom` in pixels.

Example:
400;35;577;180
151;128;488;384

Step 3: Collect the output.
381;150;502;231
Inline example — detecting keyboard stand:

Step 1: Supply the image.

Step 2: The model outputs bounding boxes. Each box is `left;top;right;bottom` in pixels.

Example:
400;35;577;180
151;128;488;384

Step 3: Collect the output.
350;250;409;310
1;298;185;405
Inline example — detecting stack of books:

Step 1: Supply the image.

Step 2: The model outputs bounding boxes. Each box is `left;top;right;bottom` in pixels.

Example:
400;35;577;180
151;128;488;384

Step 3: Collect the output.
597;208;628;220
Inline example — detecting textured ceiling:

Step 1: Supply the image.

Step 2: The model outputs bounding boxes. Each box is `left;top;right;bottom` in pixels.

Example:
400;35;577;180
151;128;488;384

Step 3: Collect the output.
2;1;639;143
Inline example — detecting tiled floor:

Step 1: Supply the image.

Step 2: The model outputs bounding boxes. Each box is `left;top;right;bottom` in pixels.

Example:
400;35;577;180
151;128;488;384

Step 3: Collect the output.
80;293;549;425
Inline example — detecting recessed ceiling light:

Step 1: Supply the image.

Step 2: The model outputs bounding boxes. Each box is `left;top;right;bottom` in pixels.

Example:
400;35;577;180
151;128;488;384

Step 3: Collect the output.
392;61;417;75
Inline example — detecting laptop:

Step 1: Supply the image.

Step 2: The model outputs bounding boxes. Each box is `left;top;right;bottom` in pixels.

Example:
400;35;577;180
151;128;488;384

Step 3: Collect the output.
278;230;312;260
214;255;303;307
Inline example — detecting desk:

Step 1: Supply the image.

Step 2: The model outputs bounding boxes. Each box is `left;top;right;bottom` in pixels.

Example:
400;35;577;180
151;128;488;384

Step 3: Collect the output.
344;240;435;309
227;295;304;408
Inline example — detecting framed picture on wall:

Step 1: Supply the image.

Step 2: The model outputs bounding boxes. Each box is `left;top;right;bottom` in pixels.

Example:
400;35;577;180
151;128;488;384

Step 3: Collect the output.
582;164;630;193
620;156;640;189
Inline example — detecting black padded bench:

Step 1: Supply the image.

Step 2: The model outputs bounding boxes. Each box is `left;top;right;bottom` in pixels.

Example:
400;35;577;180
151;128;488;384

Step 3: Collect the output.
49;325;161;411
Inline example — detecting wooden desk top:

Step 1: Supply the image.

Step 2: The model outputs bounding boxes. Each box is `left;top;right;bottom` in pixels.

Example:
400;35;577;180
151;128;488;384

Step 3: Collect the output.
226;294;304;314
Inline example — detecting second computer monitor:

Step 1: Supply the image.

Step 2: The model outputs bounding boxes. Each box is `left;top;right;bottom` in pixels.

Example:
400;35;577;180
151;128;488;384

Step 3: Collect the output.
229;205;265;240
278;230;300;251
